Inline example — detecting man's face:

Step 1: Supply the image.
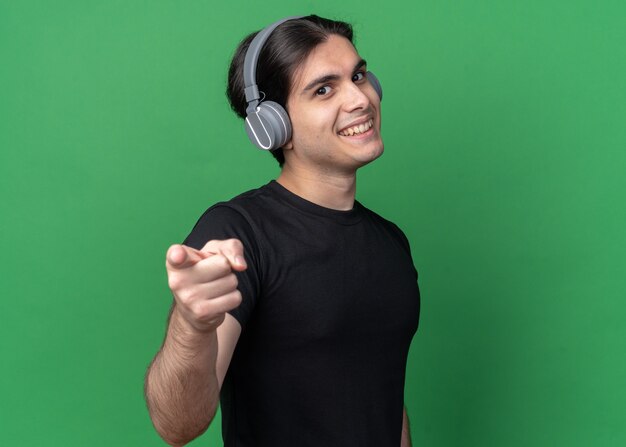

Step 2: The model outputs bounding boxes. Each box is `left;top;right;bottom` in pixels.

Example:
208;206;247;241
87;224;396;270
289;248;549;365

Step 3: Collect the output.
284;35;383;176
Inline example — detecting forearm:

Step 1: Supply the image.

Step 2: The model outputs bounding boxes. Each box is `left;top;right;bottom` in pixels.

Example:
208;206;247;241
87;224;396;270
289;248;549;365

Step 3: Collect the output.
401;406;412;447
145;307;220;446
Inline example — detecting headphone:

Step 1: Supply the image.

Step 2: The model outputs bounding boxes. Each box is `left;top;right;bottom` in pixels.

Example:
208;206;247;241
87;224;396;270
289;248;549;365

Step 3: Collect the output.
243;16;383;151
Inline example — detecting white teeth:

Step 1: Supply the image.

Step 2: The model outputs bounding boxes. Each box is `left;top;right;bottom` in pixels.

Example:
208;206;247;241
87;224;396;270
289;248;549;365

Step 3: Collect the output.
339;119;374;136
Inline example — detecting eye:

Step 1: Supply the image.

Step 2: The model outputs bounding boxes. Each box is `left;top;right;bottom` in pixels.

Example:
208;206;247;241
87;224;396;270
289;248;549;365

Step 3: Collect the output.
315;85;332;96
352;71;365;82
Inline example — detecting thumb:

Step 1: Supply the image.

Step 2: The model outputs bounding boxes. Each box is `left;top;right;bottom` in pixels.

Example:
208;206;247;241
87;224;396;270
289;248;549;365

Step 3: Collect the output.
202;239;247;272
166;244;208;270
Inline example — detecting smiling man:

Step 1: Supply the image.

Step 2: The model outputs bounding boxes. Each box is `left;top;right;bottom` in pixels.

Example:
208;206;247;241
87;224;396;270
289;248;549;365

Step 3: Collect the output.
145;15;420;447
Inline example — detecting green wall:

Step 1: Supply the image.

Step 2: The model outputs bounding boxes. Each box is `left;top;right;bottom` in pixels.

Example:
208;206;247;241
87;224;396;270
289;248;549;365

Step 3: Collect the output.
1;0;625;445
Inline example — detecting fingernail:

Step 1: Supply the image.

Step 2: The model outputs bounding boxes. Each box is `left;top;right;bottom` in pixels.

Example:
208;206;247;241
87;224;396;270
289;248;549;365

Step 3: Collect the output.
235;255;247;267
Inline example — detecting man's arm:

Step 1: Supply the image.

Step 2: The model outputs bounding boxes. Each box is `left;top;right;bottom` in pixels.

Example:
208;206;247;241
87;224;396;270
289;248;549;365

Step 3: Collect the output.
144;241;245;446
401;406;412;447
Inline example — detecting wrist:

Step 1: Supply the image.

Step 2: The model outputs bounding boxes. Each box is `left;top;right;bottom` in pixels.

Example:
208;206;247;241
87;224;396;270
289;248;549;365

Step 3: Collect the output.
165;307;219;363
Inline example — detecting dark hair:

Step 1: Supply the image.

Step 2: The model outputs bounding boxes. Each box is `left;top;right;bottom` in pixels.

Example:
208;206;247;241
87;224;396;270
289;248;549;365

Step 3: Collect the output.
226;15;354;166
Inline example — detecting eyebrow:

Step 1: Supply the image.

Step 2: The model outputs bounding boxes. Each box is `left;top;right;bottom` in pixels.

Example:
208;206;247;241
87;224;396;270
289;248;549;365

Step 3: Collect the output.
301;58;367;94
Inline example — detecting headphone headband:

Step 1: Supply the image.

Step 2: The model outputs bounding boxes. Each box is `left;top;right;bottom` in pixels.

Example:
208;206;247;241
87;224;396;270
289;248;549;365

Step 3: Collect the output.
243;16;303;112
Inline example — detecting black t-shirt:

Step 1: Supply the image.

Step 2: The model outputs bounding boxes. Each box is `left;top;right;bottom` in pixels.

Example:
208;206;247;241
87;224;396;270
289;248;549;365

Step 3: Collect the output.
184;181;420;447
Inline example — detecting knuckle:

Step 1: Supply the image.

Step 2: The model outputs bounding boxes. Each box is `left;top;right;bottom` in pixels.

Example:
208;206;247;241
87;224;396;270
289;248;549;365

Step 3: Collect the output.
229;290;243;307
191;302;208;319
194;302;223;323
226;238;243;250
188;304;205;321
226;273;239;289
176;293;193;309
167;273;183;291
176;289;193;306
200;240;214;252
202;313;225;327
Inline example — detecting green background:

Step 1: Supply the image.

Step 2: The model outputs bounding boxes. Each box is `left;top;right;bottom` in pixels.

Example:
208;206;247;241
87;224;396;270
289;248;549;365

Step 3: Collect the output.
1;0;625;445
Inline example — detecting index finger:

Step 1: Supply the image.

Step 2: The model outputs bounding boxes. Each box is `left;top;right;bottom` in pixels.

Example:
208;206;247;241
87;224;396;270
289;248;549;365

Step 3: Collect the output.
166;244;210;270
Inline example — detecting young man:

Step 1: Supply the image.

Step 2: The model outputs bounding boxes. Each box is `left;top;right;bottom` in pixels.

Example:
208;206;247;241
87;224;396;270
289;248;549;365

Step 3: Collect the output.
145;15;420;447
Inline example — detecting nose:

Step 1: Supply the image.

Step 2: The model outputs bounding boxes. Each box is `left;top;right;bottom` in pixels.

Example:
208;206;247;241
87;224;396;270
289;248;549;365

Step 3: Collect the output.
342;81;370;113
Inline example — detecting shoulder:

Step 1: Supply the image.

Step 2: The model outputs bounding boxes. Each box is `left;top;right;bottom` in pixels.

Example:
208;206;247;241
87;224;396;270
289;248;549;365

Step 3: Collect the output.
183;183;275;250
358;202;413;252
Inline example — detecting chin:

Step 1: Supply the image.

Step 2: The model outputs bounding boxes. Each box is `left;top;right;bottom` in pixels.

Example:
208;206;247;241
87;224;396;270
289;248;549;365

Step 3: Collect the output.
355;142;385;167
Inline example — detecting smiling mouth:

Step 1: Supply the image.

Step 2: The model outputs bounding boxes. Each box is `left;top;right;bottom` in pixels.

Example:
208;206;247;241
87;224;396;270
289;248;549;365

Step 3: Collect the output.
338;118;374;137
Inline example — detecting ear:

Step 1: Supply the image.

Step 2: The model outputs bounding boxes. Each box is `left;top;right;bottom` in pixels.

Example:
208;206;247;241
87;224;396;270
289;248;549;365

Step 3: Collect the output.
282;139;294;151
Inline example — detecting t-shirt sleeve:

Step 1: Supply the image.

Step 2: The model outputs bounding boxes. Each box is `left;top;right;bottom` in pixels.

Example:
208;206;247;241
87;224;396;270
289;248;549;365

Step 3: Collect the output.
387;221;419;281
182;204;261;328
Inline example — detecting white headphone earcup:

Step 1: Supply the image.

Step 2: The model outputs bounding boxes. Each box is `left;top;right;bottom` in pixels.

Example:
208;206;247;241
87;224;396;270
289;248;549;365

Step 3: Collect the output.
261;101;292;149
245;101;292;151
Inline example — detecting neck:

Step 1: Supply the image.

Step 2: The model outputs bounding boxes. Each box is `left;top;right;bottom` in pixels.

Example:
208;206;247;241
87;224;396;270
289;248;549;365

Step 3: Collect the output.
276;164;357;211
